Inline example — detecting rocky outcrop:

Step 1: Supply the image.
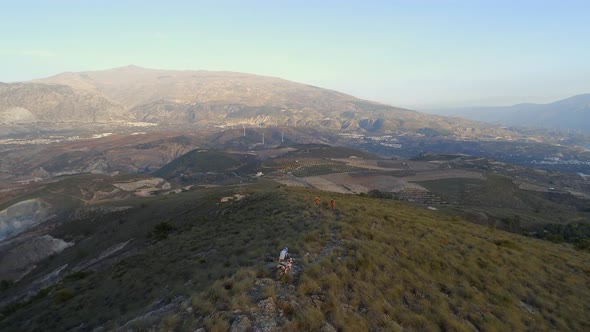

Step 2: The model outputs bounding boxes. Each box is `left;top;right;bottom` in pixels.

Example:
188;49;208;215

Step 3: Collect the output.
113;178;171;196
230;315;253;332
0;199;50;241
0;235;73;282
113;178;168;191
22;264;69;302
73;239;132;272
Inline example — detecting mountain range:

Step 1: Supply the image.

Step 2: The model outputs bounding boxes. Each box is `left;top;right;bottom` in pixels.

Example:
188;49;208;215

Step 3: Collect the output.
430;94;590;133
0;65;491;135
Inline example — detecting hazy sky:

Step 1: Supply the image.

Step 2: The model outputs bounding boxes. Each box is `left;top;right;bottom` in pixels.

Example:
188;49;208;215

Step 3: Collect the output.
1;0;589;109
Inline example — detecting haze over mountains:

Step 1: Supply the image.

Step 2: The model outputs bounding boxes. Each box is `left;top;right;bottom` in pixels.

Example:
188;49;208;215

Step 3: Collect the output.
430;94;590;133
0;65;492;135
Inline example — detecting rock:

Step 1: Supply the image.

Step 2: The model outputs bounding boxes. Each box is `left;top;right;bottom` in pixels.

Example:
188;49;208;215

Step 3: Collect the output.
113;178;169;196
252;314;279;332
0;235;73;282
230;315;252;332
195;328;205;332
252;297;281;331
519;300;538;314
73;239;133;272
254;278;275;287
310;294;326;308
257;297;276;314
321;322;337;332
31;167;50;179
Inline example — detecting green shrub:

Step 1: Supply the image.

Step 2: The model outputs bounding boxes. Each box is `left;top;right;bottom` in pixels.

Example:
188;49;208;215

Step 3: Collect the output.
63;271;91;282
54;288;74;304
574;239;590;251
367;189;393;199
151;221;175;240
0;280;13;292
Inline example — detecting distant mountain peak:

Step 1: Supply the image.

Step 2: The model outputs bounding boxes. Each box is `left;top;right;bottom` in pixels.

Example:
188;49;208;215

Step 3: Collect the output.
109;64;157;72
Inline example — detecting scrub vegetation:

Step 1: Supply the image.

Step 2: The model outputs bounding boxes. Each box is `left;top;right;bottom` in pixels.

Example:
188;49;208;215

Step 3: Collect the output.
1;182;589;331
190;189;590;331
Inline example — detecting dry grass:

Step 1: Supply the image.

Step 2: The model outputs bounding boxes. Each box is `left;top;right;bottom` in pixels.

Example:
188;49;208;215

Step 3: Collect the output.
299;190;590;331
193;187;590;331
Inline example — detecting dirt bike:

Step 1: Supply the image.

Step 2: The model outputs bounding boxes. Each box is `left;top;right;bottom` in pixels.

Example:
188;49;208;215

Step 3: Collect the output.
275;258;293;277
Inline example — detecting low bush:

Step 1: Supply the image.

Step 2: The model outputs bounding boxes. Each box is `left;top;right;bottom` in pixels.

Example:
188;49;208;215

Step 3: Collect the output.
54;288;74;304
0;280;13;293
367;189;393;199
150;221;175;240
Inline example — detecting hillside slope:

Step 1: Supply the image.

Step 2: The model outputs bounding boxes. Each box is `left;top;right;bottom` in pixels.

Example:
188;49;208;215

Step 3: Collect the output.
153;149;260;184
0;182;588;331
0;83;132;123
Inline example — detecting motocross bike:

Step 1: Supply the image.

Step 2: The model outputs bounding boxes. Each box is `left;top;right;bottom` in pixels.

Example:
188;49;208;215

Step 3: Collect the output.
276;258;293;277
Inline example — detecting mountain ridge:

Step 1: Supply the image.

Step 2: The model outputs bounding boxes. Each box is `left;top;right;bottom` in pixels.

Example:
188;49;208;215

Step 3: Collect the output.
0;65;495;135
432;93;590;132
